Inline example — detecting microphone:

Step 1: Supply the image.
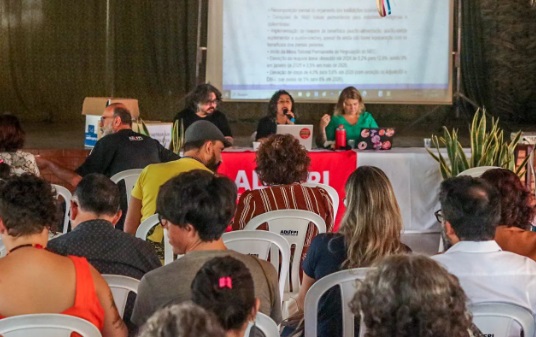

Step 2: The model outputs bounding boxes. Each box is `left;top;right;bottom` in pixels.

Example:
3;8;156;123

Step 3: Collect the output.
283;108;290;117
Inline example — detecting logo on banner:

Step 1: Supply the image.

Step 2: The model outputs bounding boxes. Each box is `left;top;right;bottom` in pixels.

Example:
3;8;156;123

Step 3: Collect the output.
280;230;299;236
234;170;330;191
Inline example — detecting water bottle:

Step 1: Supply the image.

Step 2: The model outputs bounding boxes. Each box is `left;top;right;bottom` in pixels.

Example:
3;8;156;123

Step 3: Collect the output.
335;125;346;149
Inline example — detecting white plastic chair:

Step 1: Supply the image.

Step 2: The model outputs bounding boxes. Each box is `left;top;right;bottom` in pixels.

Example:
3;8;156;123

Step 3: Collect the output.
302;182;340;220
0;313;102;337
0;239;6;257
110;169;143;203
400;229;442;256
244;312;280;337
223;230;291;300
304;268;372;337
469;302;535;337
457;166;500;177
102;274;140;318
51;184;72;234
135;213;174;265
244;210;327;294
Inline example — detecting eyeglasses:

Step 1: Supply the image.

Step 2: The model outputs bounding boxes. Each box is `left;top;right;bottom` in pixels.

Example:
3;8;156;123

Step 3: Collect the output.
204;99;220;105
434;209;444;223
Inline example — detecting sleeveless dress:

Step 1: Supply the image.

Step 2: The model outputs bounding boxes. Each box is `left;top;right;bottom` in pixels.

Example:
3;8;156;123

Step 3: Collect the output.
0;255;105;335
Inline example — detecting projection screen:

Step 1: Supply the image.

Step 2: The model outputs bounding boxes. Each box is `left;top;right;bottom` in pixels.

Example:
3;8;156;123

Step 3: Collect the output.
206;0;454;104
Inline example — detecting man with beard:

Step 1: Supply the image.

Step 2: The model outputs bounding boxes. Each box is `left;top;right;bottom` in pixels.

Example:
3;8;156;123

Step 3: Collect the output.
124;120;231;238
37;103;178;187
173;83;233;145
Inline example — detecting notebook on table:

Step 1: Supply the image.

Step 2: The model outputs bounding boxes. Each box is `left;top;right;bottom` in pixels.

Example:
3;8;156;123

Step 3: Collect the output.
356;127;395;150
276;124;314;150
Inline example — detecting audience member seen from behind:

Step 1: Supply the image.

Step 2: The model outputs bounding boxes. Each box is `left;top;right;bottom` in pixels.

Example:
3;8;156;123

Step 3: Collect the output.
191;256;260;337
480;168;536;261
0;174;127;337
351;254;483;337
232;134;334;253
255;90;297;141
0;114;39;176
316;86;378;148
131;170;281;328
137;302;225;337
285;166;409;337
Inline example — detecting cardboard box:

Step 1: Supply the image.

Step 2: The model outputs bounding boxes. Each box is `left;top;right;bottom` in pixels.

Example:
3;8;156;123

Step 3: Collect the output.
81;97;140;148
133;121;173;149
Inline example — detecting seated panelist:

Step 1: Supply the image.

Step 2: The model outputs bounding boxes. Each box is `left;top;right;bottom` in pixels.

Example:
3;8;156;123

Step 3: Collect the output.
256;90;297;141
316;86;378;148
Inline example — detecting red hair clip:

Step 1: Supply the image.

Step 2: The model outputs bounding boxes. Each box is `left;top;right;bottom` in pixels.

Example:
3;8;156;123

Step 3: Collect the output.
218;276;232;289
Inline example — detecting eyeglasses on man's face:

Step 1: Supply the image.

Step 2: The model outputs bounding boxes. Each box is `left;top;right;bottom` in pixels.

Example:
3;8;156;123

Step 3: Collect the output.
434;209;444;223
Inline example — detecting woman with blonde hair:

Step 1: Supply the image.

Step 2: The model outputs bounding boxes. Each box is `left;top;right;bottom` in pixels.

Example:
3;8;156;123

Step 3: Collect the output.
316;86;378;148
285;166;408;337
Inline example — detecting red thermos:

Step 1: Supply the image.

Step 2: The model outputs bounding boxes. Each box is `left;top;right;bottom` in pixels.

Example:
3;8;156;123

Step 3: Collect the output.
335;125;346;149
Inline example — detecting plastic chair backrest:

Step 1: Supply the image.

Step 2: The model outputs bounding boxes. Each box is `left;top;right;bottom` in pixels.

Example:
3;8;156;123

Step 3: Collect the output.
244;210;327;294
400;229;442;256
222;230;291;300
135;213;174;265
51;184;72;234
0;313;102;337
457;166;500;177
304;268;372;337
110;169;143;203
469;302;535;337
244;312;280;337
302;182;339;220
0;239;5;257
102;274;140;318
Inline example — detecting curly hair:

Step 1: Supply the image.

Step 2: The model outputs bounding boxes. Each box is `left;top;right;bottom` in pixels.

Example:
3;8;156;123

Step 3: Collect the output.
338;166;406;268
255;134;310;185
186;83;222;111
350;254;473;337
191;256;256;331
0;174;58;236
480;168;536;230
0;114;25;152
267;90;295;118
138;302;225;337
333;86;365;116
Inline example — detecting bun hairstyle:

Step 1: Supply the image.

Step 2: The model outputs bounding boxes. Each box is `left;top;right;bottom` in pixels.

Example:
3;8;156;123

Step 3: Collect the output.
191;256;256;331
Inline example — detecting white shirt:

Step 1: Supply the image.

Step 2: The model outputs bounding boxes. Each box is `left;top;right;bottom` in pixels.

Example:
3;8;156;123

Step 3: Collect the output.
433;240;536;336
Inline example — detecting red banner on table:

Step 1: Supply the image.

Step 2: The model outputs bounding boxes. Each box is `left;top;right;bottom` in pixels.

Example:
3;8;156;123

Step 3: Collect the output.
218;150;357;231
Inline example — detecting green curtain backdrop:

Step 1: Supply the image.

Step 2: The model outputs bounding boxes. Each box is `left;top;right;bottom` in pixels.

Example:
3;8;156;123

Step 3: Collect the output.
0;0;199;122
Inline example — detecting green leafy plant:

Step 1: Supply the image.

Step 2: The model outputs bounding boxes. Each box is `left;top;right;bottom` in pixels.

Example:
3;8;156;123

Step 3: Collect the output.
170;119;185;155
427;108;529;179
134;118;150;136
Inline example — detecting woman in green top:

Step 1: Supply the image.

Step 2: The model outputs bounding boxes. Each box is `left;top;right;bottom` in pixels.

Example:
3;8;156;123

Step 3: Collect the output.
316;86;378;148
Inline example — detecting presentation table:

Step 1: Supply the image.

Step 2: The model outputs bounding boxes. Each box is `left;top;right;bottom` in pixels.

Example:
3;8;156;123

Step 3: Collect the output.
219;148;442;233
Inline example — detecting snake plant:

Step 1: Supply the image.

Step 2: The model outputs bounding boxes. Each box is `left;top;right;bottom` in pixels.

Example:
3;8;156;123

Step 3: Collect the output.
427;108;529;179
170;119;185;155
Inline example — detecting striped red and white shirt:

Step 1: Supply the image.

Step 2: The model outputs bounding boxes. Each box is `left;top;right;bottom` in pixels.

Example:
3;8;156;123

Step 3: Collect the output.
232;183;335;246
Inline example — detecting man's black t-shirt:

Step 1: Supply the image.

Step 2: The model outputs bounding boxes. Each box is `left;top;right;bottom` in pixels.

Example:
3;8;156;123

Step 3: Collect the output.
173;108;232;137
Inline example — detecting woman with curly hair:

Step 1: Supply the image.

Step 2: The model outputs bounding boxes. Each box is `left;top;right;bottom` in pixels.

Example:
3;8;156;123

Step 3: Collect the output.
0;114;39;176
351;254;482;337
480;168;536;260
232;133;334;246
284;166;408;337
255;90;297;141
191;256;259;337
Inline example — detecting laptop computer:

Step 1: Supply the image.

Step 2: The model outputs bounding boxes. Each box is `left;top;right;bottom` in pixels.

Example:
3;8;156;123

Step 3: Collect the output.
356;127;395;150
276;124;314;150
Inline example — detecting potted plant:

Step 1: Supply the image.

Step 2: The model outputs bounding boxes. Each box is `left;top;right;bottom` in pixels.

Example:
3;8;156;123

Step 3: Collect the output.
427;108;529;179
170;119;185;155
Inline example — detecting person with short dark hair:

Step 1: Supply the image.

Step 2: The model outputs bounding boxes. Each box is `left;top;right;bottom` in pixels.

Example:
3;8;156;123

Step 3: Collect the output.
255;90;297;141
191;256;260;337
138;302;225;337
0;114;40;176
0;174;127;337
351;254;480;337
131;170;281;328
480;168;536;261
432;175;536;330
233;134;334;249
173;83;233;145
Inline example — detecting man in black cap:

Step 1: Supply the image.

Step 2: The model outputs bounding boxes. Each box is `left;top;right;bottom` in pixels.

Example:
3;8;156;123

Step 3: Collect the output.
124;120;232;236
